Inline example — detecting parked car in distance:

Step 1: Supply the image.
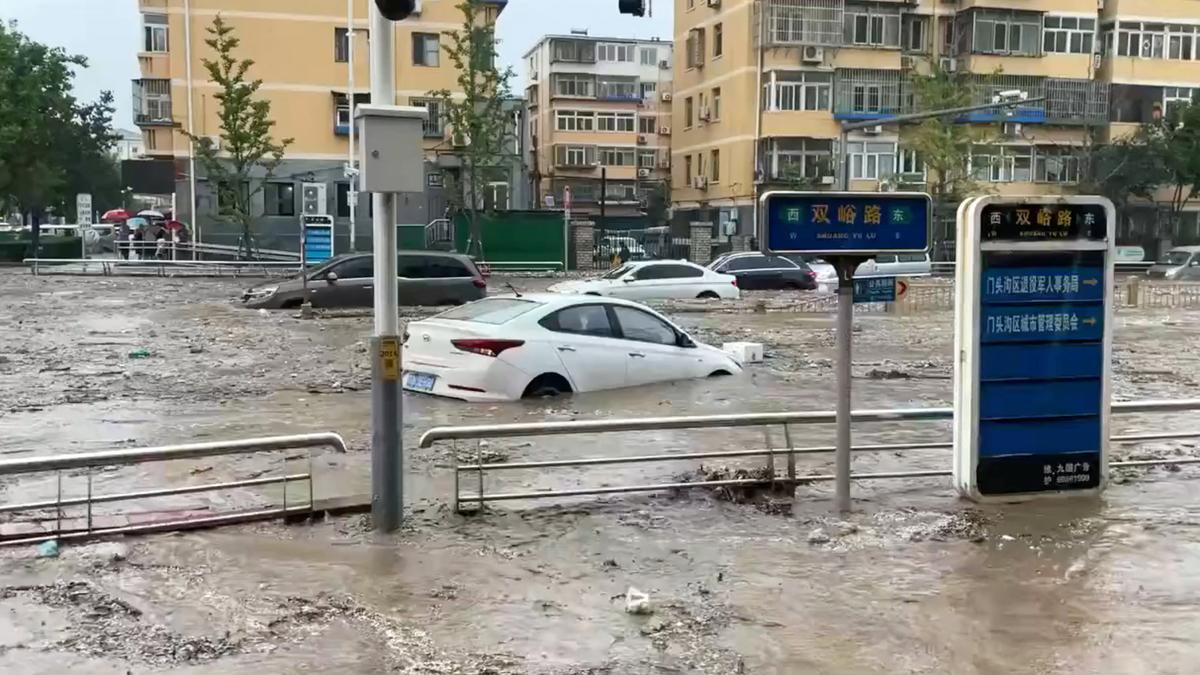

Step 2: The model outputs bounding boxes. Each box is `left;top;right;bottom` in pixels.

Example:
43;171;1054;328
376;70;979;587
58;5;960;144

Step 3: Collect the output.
595;236;648;262
804;252;932;288
241;251;486;309
708;252;817;290
548;260;740;300
1147;246;1200;280
402;294;744;401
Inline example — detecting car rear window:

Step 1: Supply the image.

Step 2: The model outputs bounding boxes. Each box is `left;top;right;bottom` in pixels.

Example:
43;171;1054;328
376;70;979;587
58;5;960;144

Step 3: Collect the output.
436;298;542;324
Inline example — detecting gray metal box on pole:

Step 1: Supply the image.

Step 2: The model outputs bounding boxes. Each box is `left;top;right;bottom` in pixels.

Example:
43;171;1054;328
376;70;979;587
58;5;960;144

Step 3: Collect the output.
354;105;428;194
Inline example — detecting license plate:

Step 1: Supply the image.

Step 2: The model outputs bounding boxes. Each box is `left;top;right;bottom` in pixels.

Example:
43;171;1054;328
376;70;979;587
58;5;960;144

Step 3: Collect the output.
404;372;437;392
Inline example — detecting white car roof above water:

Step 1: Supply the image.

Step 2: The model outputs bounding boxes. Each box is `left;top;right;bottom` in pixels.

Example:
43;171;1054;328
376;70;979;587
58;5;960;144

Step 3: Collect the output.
477;292;665;311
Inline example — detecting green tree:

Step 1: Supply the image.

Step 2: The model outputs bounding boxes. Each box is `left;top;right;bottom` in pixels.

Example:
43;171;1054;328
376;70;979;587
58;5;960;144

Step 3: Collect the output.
0;21;117;223
1075;131;1164;227
1140;97;1200;239
642;180;670;227
429;0;516;258
185;16;292;258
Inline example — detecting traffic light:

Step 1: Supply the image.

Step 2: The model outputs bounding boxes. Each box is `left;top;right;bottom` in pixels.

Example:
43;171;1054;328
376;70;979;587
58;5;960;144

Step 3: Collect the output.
619;0;646;17
374;0;417;21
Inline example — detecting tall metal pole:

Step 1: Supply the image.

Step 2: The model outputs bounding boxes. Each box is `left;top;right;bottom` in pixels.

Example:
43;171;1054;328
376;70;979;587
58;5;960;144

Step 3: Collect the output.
369;3;402;532
833;258;859;513
347;0;358;252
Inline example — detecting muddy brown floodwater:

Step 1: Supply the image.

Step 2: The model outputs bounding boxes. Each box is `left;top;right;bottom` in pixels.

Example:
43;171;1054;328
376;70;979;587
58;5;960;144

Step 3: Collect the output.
2;273;1200;673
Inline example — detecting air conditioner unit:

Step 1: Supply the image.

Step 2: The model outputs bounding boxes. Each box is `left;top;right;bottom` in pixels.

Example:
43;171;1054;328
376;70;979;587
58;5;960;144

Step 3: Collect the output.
939;57;958;73
659;125;672;135
637;135;648;145
707;0;721;7
661;92;673;103
638;168;651;178
898;172;926;185
820;175;836;185
659;60;671;70
692;176;708;189
301;182;328;216
863;125;883;135
802;46;825;64
900;55;916;70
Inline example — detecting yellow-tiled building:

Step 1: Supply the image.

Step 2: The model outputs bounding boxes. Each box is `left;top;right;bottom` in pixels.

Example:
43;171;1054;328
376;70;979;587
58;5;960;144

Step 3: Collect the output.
523;33;673;218
673;0;1200;257
134;0;510;250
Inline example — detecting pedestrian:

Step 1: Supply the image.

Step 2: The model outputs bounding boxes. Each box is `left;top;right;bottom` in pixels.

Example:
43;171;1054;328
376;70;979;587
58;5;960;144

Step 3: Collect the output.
116;220;130;260
618;242;631;266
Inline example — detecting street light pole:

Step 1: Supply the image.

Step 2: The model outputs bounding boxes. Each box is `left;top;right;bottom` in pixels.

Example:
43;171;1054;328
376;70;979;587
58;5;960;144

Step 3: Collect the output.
347;0;358;252
836;96;1046;191
368;2;403;533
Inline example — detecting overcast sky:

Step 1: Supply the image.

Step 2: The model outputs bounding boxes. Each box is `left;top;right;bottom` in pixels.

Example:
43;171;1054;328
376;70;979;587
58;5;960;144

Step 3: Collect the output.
0;0;673;130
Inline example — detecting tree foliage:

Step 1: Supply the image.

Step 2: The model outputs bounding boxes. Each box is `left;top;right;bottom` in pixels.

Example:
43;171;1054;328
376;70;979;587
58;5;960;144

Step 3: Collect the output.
0;21;119;221
1139;98;1200;236
429;0;516;257
185;16;292;257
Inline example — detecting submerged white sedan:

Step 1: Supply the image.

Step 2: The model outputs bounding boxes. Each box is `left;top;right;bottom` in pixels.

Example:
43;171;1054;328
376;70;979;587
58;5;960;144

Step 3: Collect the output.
402;294;743;402
548;260;740;301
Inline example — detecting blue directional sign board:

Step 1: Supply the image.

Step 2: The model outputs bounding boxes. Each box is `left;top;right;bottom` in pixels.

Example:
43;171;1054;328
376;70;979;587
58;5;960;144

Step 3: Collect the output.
853;276;896;303
954;198;1115;500
760;191;931;255
302;215;335;264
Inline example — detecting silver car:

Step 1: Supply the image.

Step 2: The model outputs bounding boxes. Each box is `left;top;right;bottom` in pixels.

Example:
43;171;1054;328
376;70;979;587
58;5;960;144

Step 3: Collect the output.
1147;246;1200;280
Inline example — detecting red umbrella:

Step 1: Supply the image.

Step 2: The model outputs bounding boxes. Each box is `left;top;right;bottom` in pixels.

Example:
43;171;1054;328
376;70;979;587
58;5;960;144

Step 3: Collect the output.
101;208;131;222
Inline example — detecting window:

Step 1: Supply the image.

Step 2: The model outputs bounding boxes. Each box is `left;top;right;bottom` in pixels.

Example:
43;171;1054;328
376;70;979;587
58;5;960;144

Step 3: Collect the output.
1116;23;1200;60
552;39;596;62
971;145;1034;182
613;306;677;345
440;297;541;323
847;141;896;180
712;87;722;120
542;305;616;338
484;182;510;211
143;14;168;53
685;96;694;127
410;98;445;137
216;181;249;216
597;112;636;132
1165;87;1199;118
598;79;638;100
599;147;637;166
426;257;473;278
635;264;703;280
556;110;595;131
1033;147;1081;184
641;81;658;99
684;155;693;180
902;15;927;52
1043;16;1095;55
263;182;296;217
714;23;724;57
710;149;720;182
556;145;597;167
598;43;635;62
605;182;637;201
555;74;596;98
413;33;440;67
896;149;924;176
972;10;1040;56
639;151;657;168
767;71;833;111
640;47;659;65
639;116;657;134
844;4;901;48
851;84;883;113
336;183;353;218
767;138;833;180
334;256;374;279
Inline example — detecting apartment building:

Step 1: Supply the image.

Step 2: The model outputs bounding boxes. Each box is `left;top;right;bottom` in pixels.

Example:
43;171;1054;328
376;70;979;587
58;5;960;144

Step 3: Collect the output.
134;0;511;251
524;33;673;220
673;0;1200;256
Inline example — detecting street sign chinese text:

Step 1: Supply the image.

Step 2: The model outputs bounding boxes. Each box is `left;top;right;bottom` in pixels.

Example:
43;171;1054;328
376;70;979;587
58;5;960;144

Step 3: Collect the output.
760;191;931;255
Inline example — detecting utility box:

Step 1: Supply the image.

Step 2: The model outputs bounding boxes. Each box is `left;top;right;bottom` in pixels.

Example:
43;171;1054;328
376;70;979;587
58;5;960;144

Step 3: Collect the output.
355;104;428;194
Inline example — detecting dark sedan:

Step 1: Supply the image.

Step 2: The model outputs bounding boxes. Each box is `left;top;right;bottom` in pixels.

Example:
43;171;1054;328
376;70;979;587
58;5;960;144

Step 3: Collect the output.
242;251;487;309
709;252;818;290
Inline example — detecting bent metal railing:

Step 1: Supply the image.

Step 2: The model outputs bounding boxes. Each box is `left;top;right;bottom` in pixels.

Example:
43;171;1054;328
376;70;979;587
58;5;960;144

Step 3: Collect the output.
418;400;1200;512
0;433;347;545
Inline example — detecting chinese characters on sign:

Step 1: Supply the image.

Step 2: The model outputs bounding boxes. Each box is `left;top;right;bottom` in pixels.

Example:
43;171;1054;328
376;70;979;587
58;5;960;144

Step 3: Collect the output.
763;193;930;254
985;273;1083;296
982;203;1106;242
852;276;897;303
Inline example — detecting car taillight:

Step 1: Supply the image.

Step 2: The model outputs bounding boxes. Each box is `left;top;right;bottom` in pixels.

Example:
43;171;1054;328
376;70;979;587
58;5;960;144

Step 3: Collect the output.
731;278;739;287
472;278;487;289
806;271;816;281
451;338;524;357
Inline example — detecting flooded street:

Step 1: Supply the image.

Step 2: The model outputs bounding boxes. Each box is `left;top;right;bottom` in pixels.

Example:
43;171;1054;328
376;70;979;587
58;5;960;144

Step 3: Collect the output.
2;274;1200;673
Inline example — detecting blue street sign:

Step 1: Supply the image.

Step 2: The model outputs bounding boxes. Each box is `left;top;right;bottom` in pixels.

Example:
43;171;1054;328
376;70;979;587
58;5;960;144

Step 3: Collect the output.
302;215;334;264
853;276;896;303
954;197;1115;500
759;191;931;255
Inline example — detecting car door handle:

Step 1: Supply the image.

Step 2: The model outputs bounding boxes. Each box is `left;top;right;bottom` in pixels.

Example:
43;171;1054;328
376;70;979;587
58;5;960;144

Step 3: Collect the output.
557;346;576;352
628;352;645;358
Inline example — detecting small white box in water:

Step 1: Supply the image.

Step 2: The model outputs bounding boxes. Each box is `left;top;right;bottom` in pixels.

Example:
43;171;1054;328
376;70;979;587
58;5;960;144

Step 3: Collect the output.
722;342;763;363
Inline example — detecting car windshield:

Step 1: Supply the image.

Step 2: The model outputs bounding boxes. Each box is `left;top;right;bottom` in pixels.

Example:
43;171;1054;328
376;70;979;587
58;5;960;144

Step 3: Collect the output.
601;265;633;280
1160;251;1193;266
435;298;543;324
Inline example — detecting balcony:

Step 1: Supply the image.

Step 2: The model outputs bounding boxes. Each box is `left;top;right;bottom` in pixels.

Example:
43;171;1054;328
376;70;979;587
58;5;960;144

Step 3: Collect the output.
760;0;846;49
132;78;173;127
597;78;641;102
833;69;906;121
550;39;597;64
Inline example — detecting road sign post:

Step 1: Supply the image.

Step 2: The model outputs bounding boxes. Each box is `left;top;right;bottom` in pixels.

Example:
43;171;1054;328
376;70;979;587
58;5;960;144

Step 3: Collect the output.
761;191;931;511
76;193;93;259
953;196;1115;500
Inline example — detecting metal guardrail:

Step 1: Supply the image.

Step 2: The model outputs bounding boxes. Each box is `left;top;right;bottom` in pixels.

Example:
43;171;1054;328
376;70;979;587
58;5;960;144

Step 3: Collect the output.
418;400;1200;511
24;257;302;277
0;433;346;545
